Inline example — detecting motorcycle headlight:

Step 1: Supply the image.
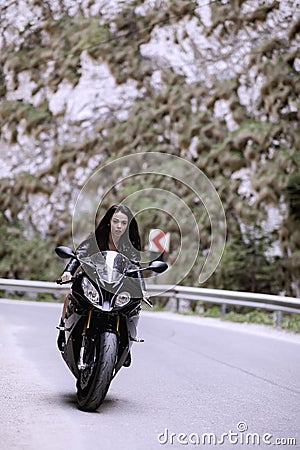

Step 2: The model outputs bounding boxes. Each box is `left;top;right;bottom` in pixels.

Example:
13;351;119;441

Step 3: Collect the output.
115;291;131;308
81;277;99;304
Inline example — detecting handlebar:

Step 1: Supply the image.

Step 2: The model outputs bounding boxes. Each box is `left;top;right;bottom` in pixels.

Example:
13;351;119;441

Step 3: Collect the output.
56;277;75;285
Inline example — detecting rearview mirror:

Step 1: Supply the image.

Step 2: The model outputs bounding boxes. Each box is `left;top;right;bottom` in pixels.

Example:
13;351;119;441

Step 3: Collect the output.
55;246;77;259
125;260;168;276
148;260;168;274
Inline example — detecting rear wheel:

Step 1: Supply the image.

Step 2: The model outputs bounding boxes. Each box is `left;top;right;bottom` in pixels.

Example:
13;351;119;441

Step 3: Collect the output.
76;332;118;411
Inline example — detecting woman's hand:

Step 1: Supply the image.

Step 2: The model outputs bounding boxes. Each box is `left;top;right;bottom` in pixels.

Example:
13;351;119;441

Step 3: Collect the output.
61;271;73;282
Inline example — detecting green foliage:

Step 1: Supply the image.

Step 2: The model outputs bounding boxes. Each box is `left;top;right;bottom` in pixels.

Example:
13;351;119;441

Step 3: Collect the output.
0;100;52;140
0;214;62;281
185;305;300;333
222;310;300;333
209;221;286;294
3;16;110;93
202;305;222;318
281;314;300;333
285;173;300;221
223;309;275;326
35;293;61;302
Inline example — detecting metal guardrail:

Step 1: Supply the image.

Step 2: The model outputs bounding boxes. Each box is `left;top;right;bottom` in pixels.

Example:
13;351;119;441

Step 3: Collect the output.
147;284;300;325
0;278;69;295
0;278;300;326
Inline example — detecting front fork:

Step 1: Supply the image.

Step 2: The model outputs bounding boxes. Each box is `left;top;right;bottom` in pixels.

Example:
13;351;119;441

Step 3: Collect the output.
77;310;120;371
78;309;93;371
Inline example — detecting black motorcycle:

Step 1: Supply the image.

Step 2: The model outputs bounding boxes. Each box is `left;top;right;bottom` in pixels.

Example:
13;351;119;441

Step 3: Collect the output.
55;246;167;412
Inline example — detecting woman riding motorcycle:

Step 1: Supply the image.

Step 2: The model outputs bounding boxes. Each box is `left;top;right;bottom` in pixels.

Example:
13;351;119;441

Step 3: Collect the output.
57;204;148;364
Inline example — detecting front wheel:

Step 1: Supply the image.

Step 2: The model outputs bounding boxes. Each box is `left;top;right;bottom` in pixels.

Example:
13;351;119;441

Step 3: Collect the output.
76;331;118;412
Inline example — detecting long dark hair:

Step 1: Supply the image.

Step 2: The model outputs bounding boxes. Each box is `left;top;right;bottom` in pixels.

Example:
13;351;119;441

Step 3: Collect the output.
95;204;141;256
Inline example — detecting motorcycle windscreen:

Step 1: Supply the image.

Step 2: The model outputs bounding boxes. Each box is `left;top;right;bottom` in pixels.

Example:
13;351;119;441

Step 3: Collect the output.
80;251;129;284
79;251;142;297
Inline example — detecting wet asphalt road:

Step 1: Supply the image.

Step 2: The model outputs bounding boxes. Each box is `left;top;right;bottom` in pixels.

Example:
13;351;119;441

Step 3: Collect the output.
0;299;299;450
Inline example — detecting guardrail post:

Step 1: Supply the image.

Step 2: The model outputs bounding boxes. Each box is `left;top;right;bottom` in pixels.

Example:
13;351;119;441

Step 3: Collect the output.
276;310;282;327
173;288;179;312
221;303;226;316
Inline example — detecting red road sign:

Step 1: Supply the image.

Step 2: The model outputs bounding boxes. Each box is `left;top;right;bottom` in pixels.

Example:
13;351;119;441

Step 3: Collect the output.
149;229;170;253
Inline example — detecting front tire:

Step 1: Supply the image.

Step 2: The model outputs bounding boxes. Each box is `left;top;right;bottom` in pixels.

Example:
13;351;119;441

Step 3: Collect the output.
77;332;118;412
